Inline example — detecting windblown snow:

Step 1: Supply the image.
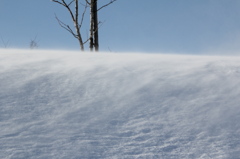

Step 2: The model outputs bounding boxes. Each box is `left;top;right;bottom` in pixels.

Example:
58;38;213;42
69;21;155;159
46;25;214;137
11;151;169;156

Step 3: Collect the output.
1;49;240;159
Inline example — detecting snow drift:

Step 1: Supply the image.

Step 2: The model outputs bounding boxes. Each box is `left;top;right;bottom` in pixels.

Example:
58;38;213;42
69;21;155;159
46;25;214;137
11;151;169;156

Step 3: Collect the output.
0;49;240;159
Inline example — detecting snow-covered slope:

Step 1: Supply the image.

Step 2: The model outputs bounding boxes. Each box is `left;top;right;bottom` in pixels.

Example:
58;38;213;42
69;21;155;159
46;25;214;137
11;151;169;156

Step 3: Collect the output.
1;49;240;159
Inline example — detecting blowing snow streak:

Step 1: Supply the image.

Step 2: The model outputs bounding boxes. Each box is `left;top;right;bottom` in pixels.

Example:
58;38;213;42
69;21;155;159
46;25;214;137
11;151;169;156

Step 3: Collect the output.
0;49;240;158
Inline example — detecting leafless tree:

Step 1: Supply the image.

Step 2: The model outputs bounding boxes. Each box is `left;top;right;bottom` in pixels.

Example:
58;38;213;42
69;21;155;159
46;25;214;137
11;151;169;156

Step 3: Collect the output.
52;0;117;52
30;36;38;49
52;0;86;51
0;35;10;48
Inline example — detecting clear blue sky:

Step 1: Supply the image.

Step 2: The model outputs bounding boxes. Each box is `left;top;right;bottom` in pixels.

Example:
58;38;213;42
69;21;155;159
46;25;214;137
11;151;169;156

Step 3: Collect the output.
1;0;240;54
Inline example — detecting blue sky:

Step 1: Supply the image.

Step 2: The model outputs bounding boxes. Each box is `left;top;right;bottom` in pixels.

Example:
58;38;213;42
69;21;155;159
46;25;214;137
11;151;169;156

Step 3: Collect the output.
1;0;240;54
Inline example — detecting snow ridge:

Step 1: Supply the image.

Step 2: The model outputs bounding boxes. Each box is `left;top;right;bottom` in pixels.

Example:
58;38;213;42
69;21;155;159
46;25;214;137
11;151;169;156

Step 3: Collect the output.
1;50;240;159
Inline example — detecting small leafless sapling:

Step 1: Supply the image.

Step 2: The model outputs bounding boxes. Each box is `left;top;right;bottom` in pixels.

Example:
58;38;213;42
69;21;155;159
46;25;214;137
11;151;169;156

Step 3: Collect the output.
30;36;39;49
0;35;10;48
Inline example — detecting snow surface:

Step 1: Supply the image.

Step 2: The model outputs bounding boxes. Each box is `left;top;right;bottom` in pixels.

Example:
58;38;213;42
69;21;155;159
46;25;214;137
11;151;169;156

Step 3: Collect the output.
1;49;240;159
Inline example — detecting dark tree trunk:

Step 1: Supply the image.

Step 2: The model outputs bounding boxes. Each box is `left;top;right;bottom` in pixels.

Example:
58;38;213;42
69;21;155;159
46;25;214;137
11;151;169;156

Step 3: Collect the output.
93;0;99;51
89;0;94;51
90;0;99;52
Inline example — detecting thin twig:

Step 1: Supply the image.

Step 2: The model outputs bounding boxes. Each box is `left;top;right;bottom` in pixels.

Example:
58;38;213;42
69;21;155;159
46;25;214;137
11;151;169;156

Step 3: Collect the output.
98;0;117;11
79;1;88;28
83;21;104;45
85;0;90;5
68;0;75;7
52;0;64;6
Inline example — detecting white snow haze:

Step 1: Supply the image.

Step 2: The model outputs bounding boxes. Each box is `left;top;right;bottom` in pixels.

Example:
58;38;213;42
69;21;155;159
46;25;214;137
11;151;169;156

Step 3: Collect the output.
1;49;240;159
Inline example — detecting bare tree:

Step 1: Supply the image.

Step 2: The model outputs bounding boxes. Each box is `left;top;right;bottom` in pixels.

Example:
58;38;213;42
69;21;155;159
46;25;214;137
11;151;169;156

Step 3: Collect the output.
0;35;10;48
30;36;38;49
52;0;117;52
87;0;117;51
52;0;86;51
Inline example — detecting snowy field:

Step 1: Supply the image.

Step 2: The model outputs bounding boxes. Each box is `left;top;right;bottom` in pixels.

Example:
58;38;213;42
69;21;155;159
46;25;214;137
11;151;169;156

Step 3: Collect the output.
1;49;240;159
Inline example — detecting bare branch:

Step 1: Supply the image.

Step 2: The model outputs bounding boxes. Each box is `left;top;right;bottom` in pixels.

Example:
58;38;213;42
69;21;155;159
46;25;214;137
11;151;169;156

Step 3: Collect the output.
85;0;90;5
52;0;76;22
55;14;78;38
83;37;90;45
52;0;65;6
65;1;76;22
83;21;104;45
97;0;117;11
75;0;79;26
80;1;89;7
52;0;86;51
79;1;88;28
68;0;75;7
